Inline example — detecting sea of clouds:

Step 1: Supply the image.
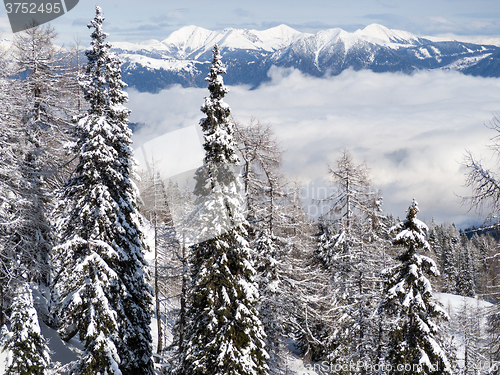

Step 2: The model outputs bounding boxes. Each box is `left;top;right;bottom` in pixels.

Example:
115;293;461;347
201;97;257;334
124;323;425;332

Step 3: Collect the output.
129;67;500;228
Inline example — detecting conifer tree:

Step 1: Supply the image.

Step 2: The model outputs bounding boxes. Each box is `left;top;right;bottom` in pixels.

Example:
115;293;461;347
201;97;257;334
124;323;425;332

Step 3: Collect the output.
234;120;284;230
234;120;333;373
456;234;476;297
287;221;333;364
471;233;497;298
323;149;372;234
52;6;153;375
440;224;460;294
381;199;452;374
2;284;51;375
164;179;194;356
174;45;268;375
234;120;296;373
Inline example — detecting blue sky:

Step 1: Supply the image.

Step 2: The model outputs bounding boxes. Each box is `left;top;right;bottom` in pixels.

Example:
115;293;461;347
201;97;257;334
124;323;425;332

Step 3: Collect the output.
2;0;500;45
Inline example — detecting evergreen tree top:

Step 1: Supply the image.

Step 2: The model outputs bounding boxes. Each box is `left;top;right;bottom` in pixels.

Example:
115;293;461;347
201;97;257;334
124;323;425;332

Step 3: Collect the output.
83;5;114;115
206;44;227;85
88;6;108;44
390;199;431;255
200;44;239;166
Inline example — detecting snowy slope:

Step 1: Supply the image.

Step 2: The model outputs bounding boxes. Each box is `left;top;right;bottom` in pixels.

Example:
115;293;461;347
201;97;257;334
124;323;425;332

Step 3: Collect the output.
437;292;493;315
354;23;424;48
120;53;199;72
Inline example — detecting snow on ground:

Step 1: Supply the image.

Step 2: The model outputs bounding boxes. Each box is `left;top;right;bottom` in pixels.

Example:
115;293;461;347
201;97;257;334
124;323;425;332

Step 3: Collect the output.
441;53;492;71
0;338;9;374
287;356;319;374
0;313;82;374
437;292;493;316
121;53;200;72
40;320;83;373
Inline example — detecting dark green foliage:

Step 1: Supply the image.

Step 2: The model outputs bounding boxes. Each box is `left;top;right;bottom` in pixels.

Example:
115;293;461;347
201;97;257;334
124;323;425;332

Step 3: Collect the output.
173;45;268;375
382;200;452;375
3;286;50;375
52;6;153;375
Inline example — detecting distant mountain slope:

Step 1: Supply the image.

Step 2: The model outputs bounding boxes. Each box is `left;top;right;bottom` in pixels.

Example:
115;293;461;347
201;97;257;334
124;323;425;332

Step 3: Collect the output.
112;24;500;93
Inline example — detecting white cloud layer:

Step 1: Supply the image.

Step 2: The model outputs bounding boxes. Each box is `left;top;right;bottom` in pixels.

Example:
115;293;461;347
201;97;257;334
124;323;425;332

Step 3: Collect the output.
129;68;500;228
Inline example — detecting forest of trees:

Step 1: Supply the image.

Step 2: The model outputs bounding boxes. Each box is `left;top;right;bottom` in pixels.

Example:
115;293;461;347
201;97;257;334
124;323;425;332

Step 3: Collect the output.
2;5;500;375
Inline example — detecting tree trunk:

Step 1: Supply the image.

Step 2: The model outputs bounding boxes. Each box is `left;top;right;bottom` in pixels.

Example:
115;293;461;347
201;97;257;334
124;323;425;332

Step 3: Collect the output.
154;215;163;360
178;235;187;352
0;283;4;327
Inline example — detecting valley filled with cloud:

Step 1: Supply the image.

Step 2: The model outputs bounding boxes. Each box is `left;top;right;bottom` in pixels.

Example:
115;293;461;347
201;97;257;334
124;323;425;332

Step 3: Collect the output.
129;68;500;227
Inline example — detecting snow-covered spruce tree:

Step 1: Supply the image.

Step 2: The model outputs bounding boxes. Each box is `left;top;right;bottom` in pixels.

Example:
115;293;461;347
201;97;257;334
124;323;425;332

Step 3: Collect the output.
381;199;452;375
456;234;476;297
439;224;460;294
2;283;51;375
52;6;153;375
174;45;268;375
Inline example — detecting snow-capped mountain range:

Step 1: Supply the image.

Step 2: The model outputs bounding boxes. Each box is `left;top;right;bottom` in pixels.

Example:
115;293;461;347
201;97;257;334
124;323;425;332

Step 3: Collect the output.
111;24;500;92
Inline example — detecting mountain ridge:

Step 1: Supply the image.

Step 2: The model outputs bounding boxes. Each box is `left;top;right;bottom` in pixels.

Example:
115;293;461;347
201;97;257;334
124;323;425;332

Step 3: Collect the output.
111;23;500;93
